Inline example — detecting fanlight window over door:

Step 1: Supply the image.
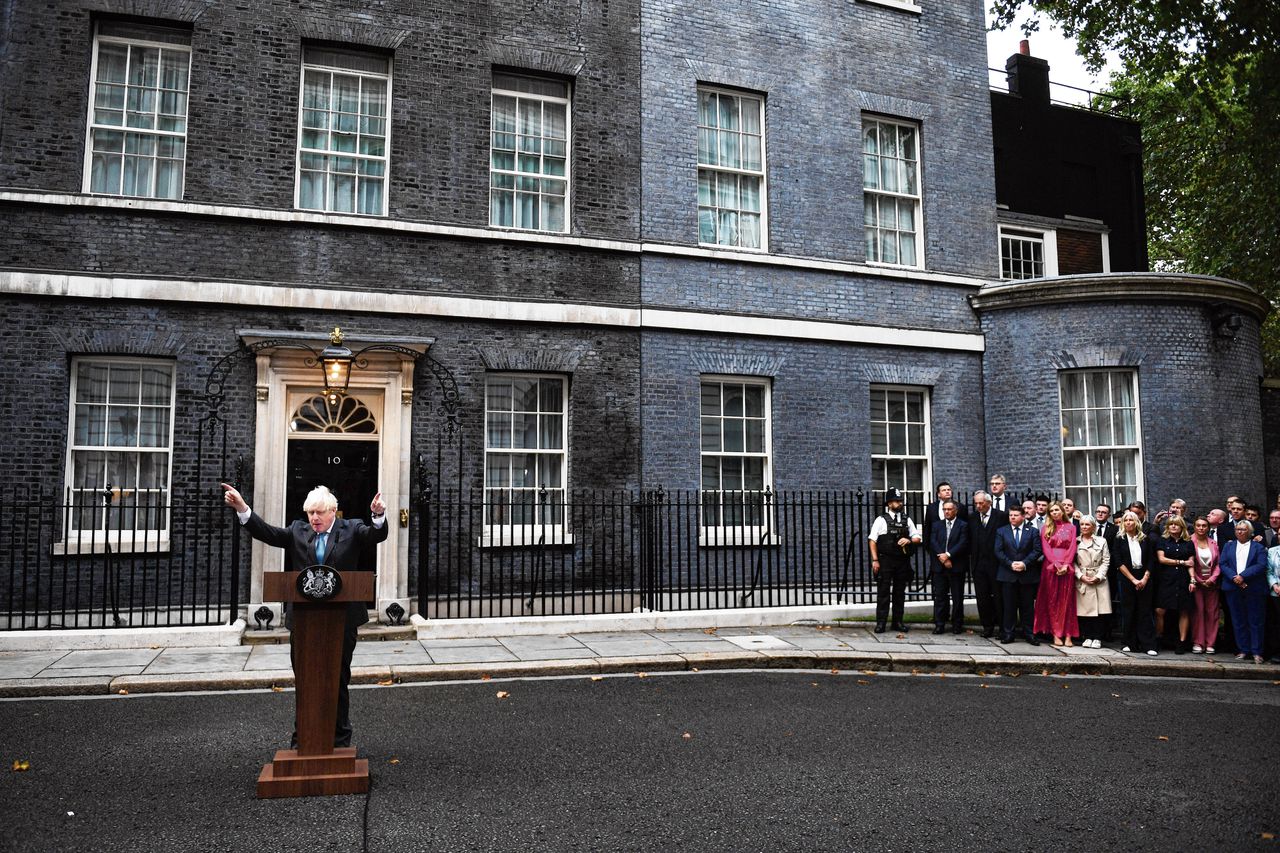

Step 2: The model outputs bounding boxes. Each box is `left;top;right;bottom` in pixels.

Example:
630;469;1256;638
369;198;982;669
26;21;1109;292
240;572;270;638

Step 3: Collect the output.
290;394;377;434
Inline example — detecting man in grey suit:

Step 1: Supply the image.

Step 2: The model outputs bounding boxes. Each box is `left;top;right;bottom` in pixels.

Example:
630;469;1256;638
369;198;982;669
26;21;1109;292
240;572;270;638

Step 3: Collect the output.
223;482;388;747
969;490;1008;638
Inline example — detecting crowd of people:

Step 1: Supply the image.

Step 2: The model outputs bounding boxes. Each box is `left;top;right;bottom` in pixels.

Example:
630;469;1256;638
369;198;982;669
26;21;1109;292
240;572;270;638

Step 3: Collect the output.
867;475;1280;664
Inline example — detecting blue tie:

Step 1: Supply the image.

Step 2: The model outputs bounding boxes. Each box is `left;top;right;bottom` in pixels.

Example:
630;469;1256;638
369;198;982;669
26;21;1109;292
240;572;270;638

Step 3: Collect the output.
315;532;327;564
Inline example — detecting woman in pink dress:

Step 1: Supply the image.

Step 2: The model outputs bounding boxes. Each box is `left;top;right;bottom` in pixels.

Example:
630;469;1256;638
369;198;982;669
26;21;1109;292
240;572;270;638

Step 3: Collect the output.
1188;516;1221;653
1034;501;1080;646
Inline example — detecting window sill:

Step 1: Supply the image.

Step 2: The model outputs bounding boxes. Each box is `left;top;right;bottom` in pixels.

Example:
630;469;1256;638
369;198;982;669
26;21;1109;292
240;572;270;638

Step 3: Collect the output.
698;242;768;254
857;0;922;14
478;529;575;549
698;529;780;548
55;538;171;556
866;259;924;272
489;224;571;237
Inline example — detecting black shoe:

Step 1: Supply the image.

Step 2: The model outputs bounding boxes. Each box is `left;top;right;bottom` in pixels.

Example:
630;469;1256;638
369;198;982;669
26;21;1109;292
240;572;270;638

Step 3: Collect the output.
952;624;964;635
1025;634;1041;646
982;627;995;639
1175;642;1187;655
932;625;946;635
891;623;909;633
874;622;886;633
1000;634;1014;644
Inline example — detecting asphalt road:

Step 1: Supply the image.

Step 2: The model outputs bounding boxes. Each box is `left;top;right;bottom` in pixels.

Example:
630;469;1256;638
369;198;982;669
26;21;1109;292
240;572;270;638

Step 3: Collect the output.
2;671;1278;852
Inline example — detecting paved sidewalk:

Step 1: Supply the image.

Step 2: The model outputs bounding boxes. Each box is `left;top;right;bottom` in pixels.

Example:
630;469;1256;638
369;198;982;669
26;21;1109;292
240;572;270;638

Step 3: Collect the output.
2;622;1277;698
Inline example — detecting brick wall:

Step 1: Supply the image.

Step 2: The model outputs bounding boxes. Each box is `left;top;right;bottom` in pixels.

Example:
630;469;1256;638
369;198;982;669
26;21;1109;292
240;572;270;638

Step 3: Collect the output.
979;299;1266;513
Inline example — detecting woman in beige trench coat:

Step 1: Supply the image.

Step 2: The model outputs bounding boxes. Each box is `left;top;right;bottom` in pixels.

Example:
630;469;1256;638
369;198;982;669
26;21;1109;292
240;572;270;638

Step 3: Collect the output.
1074;516;1112;648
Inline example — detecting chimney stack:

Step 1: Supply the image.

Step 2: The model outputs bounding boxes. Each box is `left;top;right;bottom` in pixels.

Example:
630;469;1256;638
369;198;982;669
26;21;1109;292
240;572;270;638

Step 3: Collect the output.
1006;42;1050;105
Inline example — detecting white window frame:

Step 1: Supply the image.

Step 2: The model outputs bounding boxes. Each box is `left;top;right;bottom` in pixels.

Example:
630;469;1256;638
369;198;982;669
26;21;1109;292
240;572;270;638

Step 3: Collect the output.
482;373;570;546
999;224;1059;280
1058;369;1144;512
862;115;923;269
295;46;392;217
699;376;773;545
697;86;768;251
869;384;932;509
82;23;191;200
61;357;177;553
489;73;571;234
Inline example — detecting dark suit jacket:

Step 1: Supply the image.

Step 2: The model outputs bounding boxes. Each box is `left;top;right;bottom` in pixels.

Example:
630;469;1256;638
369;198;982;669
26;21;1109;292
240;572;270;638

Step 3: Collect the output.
244;513;389;629
1111;534;1157;583
929;517;970;574
993;523;1043;585
986;493;1013;514
969;508;1009;575
923;499;970;555
1219;539;1269;596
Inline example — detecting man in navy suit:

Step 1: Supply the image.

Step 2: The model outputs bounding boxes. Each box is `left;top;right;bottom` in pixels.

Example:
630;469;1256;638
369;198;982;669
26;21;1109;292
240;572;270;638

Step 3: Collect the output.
929;499;970;634
969;490;1008;638
223;482;388;747
923;481;969;548
993;505;1043;644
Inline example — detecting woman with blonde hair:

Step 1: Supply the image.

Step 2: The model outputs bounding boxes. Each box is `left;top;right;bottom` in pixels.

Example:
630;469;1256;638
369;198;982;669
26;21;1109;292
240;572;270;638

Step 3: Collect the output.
1074;516;1111;648
1115;510;1159;655
1034;501;1079;646
1156;515;1195;653
1188;516;1220;653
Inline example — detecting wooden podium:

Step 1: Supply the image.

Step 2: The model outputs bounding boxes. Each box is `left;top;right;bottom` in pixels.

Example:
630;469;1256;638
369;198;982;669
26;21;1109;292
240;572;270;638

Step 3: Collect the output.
257;569;374;799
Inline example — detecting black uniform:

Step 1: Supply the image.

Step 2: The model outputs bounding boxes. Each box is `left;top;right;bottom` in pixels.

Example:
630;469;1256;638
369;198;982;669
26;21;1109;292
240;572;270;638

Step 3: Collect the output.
875;510;916;629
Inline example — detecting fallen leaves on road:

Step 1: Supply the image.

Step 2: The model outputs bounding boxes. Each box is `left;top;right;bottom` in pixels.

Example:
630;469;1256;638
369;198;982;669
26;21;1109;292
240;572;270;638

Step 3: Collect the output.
1061;684;1070;690
636;673;649;679
702;628;717;635
861;670;877;676
896;633;906;639
1261;832;1275;840
377;678;395;686
117;689;128;695
12;760;30;772
1111;693;1121;698
590;676;605;682
480;674;491;681
1157;736;1169;741
271;686;284;692
495;691;510;700
980;684;989;689
681;732;693;740
389;758;401;765
830;668;840;675
856;679;870;685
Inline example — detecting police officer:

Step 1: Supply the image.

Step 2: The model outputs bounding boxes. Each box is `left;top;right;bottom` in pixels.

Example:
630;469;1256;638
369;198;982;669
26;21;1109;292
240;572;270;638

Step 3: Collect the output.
868;487;923;633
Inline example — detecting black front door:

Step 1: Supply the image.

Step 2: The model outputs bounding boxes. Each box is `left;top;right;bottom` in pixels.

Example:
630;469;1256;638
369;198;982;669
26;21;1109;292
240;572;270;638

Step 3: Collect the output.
285;439;380;572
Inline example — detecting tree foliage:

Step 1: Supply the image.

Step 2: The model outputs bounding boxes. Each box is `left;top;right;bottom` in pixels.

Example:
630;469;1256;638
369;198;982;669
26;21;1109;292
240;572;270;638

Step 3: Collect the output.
990;0;1280;371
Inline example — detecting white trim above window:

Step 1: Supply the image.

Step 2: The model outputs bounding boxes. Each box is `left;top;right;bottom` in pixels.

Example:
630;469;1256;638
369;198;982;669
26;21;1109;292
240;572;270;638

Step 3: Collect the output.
999;225;1059;280
62;356;176;552
862;115;922;269
1059;369;1143;512
489;73;571;233
83;22;191;200
698;87;767;251
296;46;391;217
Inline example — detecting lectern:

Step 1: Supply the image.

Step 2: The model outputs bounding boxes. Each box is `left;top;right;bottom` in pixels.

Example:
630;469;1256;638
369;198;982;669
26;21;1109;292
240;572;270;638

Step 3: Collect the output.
257;568;374;798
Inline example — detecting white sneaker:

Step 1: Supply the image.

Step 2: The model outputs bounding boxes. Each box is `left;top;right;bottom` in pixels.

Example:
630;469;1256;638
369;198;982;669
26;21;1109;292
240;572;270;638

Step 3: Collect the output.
1206;647;1215;654
1192;645;1203;653
1121;646;1132;652
1147;649;1159;656
1091;639;1102;648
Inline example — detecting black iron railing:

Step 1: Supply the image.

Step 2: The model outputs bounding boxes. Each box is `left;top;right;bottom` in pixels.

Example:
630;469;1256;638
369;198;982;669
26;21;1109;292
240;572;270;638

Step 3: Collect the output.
1;485;241;630
416;486;1000;619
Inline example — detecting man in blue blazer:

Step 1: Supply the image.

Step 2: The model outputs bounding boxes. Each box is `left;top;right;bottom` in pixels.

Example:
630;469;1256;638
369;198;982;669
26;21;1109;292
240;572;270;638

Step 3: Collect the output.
223;482;389;746
993;505;1043;644
1219;519;1269;661
929;499;970;634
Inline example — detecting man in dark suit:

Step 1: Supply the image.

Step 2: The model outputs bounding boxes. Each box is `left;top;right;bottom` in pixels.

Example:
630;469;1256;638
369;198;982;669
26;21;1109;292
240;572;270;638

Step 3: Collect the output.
1266;509;1280;549
986;474;1011;514
969;490;1008;638
993;505;1043;644
923;481;969;557
222;482;388;747
929;499;970;634
1093;503;1121;639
